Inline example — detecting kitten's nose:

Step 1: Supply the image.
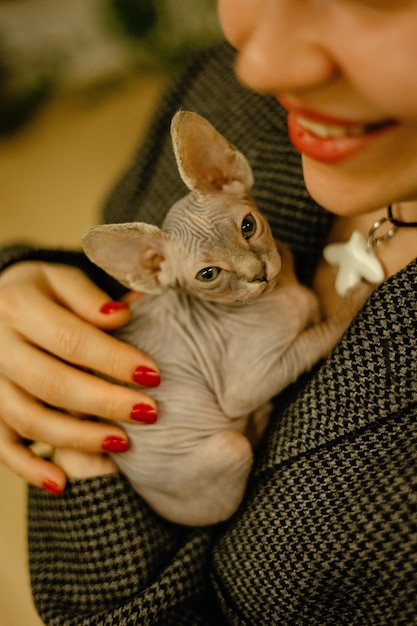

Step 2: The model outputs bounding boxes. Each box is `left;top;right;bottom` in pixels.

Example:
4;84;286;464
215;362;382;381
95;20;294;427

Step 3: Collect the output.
250;263;267;282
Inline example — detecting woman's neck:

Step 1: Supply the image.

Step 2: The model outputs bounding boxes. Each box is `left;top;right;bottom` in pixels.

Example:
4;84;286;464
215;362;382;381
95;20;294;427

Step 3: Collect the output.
313;202;417;317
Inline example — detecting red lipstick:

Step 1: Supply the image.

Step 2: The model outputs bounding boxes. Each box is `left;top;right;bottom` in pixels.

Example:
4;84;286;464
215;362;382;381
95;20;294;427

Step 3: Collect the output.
279;99;397;164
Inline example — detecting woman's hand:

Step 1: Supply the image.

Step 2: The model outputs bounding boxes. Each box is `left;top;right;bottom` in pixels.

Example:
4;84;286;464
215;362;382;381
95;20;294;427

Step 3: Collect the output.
0;261;160;493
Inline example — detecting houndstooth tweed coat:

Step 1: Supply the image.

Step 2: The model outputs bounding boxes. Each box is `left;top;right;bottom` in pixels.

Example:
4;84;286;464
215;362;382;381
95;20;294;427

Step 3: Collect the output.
2;42;416;625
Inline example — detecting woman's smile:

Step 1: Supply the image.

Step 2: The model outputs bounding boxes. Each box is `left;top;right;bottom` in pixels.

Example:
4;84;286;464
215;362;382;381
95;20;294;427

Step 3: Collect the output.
279;99;398;164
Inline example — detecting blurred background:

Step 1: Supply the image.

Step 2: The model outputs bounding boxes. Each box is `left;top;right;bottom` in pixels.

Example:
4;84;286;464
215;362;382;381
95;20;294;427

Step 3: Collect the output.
0;1;221;623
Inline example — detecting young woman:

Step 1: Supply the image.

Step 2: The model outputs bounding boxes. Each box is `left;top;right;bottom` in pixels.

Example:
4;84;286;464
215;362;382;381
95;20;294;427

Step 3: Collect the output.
1;1;416;623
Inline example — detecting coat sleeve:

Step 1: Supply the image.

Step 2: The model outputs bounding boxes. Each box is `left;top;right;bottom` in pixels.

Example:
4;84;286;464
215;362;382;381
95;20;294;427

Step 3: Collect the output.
28;473;223;625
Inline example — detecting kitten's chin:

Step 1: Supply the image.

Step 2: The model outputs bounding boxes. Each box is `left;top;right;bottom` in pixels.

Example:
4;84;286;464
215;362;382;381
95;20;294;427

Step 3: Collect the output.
257;276;278;298
241;278;277;304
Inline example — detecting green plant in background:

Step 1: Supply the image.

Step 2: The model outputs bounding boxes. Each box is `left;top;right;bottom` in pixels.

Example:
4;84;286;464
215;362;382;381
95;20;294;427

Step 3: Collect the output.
0;71;55;135
107;0;222;66
109;0;157;39
0;0;222;134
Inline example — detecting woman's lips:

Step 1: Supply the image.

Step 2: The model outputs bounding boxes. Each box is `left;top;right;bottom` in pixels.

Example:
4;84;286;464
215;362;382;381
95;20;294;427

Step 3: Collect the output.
281;101;397;164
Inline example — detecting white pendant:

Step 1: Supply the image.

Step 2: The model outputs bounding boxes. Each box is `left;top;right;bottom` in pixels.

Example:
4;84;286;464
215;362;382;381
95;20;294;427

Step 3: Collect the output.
323;230;385;296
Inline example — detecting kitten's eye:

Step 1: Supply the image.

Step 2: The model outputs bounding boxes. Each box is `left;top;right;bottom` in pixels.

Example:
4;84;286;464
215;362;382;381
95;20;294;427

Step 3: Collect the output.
196;267;221;282
241;214;257;239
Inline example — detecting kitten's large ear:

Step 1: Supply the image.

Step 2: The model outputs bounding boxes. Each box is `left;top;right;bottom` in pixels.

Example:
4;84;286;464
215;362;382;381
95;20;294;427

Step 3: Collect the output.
82;223;169;293
171;110;254;194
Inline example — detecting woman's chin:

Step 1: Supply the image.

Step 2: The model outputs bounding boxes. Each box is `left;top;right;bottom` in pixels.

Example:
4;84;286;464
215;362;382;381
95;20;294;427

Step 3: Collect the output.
301;156;392;216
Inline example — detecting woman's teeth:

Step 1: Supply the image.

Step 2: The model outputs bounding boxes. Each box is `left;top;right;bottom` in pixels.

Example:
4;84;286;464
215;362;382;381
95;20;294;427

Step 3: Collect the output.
297;115;364;139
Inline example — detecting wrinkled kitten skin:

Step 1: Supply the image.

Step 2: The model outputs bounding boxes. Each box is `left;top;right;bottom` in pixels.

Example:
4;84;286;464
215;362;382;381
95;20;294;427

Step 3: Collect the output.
82;112;354;526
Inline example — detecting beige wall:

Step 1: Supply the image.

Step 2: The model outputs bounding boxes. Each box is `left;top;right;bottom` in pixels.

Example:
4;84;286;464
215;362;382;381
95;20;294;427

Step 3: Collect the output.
0;72;167;625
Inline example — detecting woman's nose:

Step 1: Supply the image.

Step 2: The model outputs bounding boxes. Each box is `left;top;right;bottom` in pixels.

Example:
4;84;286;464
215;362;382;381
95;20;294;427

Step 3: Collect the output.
233;1;337;96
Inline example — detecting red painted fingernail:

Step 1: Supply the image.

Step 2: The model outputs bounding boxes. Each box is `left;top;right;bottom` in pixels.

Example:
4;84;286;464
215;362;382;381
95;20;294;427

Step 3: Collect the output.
42;480;63;496
130;403;157;424
132;366;161;388
102;436;129;453
100;301;129;314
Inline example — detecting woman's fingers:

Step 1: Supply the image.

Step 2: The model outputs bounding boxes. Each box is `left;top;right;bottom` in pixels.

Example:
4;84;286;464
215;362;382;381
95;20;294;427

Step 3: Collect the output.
1;339;157;421
0;416;117;493
0;377;129;449
0;376;127;491
10;292;160;395
1;263;159;386
0;262;130;330
0;262;160;417
41;263;135;330
52;448;118;479
0;416;67;492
